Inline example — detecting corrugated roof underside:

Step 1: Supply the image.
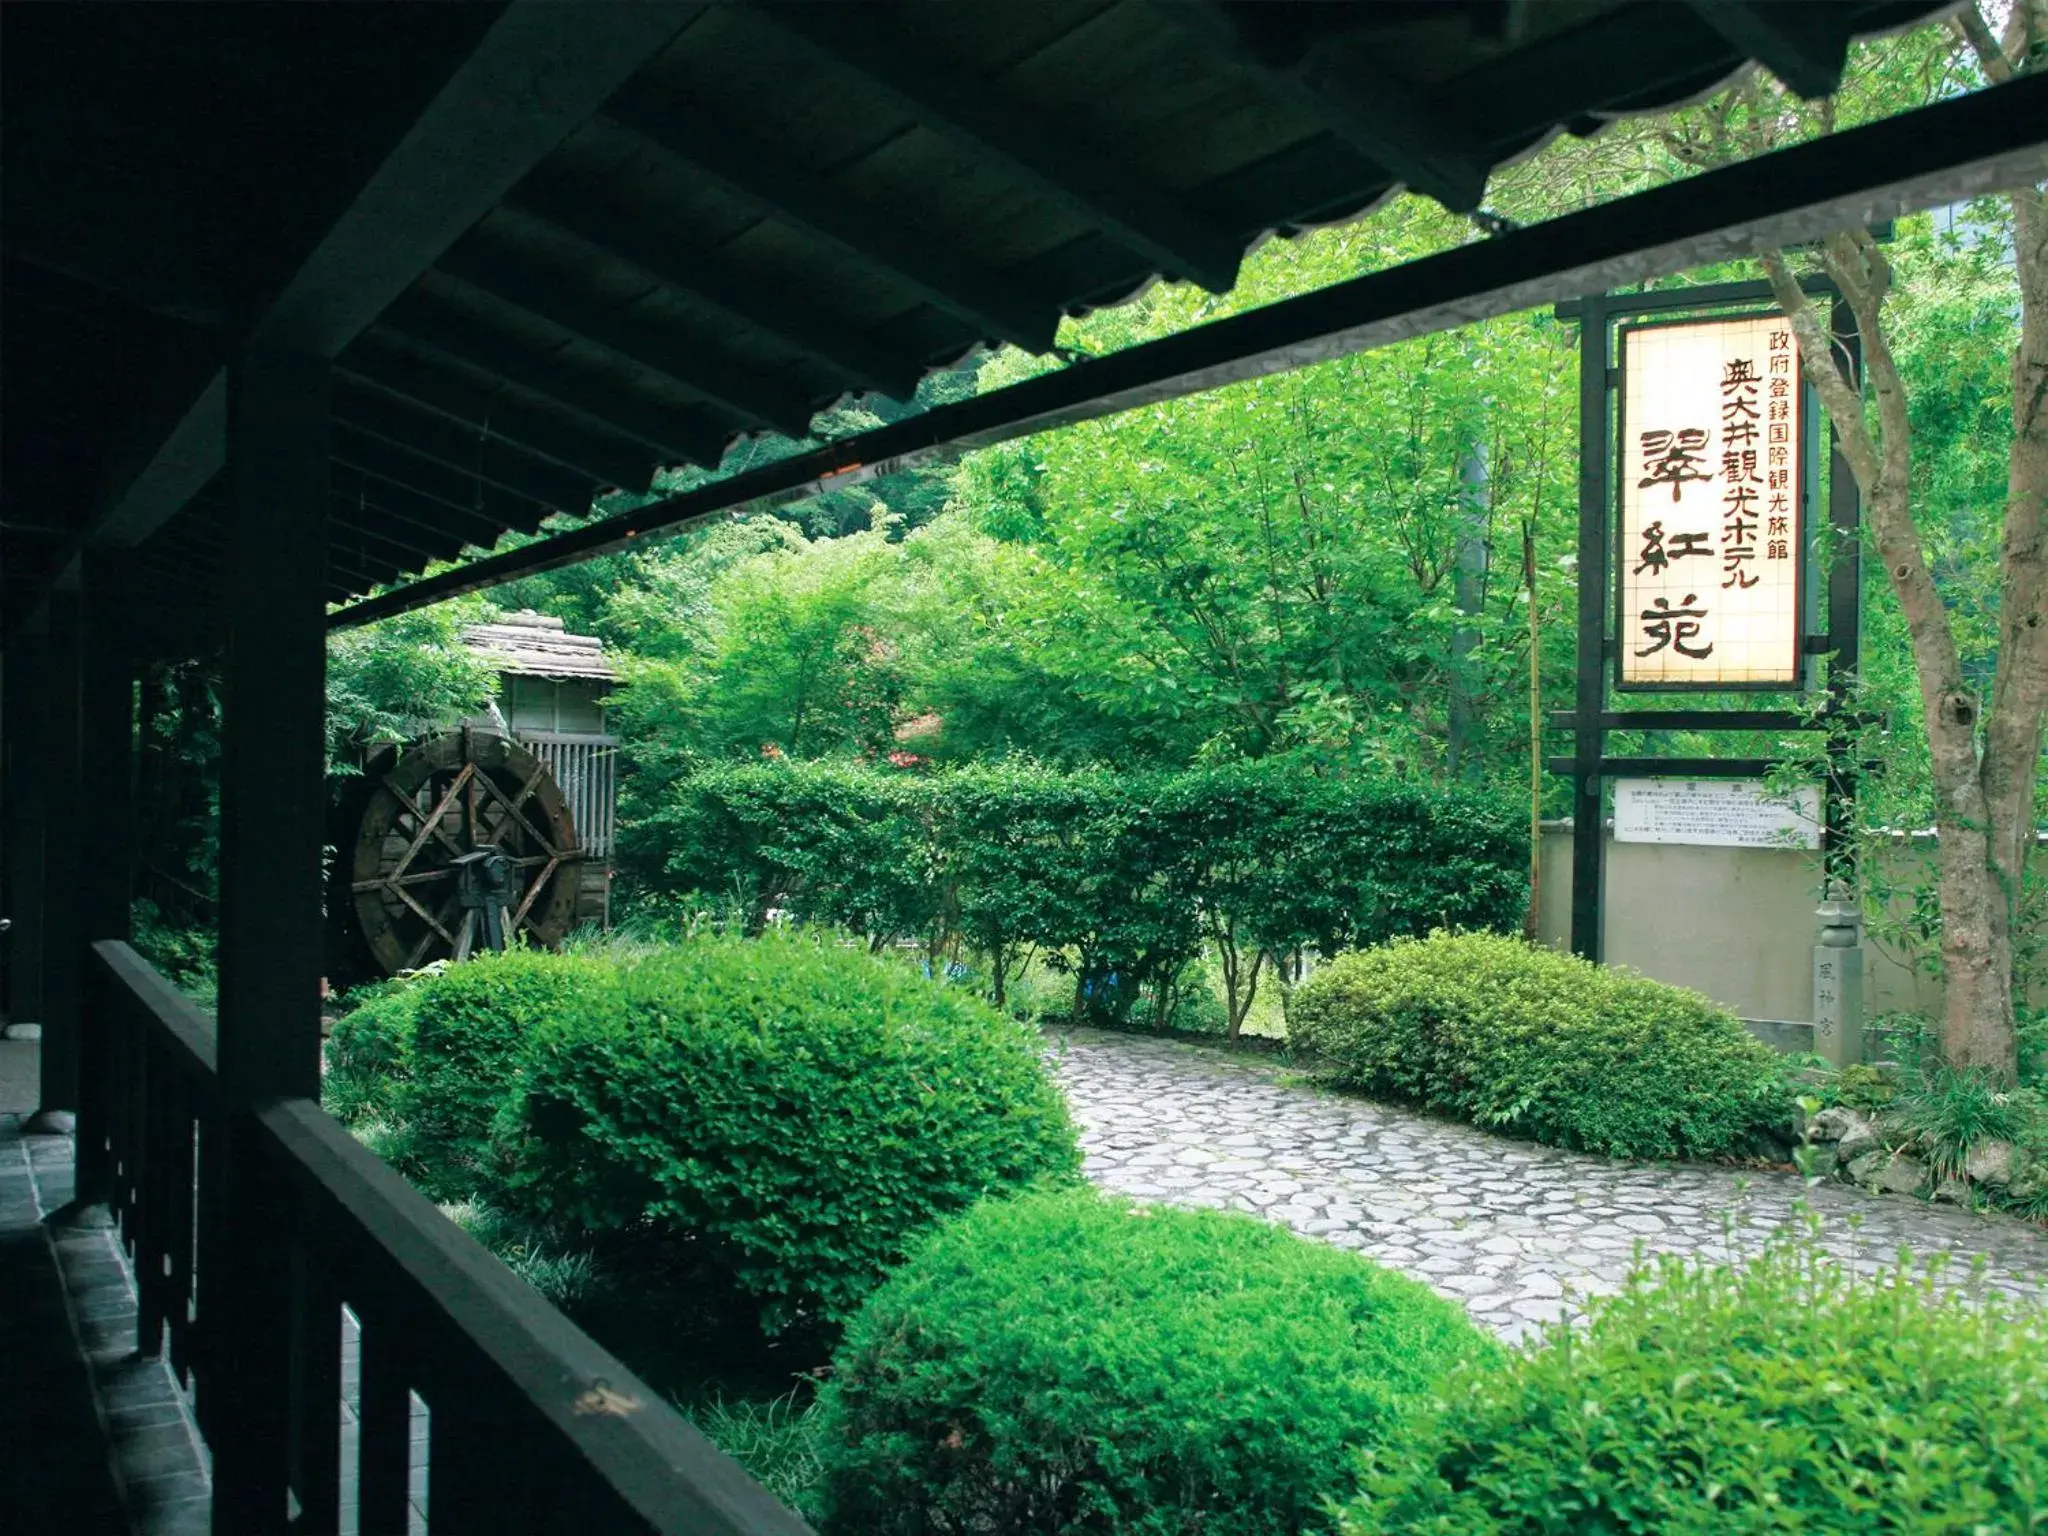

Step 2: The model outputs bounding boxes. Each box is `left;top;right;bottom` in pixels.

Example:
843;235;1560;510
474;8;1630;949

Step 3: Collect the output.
109;0;1949;614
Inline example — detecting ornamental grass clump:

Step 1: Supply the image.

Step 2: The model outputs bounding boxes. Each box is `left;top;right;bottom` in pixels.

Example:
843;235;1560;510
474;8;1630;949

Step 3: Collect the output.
814;1187;1494;1536
1343;1227;2048;1534
501;930;1080;1332
1288;931;1785;1160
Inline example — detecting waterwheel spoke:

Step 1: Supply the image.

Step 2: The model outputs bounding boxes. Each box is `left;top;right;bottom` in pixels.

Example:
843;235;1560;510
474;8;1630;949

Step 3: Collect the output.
350;868;455;895
477;764;558;857
394;884;458;956
388;764;476;882
401;890;462;970
509;856;560;933
382;775;467;860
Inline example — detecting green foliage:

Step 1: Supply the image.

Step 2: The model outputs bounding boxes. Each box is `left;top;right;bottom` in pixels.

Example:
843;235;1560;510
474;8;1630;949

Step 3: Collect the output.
1892;1067;2048;1197
1828;1062;1898;1115
322;951;618;1199
1288;933;1785;1160
1344;1229;2048;1535
127;898;218;1009
815;1187;1495;1536
501;931;1081;1332
629;758;941;941
693;1393;826;1519
394;950;619;1199
955;202;1578;779
321;980;421;1125
325;597;499;770
629;759;1528;1025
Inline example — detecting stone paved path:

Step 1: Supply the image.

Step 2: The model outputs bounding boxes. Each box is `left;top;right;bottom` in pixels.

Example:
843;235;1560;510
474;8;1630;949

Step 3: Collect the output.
1051;1028;2048;1343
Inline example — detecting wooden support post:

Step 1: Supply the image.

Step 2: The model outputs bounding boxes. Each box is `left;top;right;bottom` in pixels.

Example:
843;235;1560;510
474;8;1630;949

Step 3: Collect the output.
1824;296;1864;888
211;346;330;1535
74;551;141;1201
1569;298;1610;962
2;628;48;1038
28;595;84;1133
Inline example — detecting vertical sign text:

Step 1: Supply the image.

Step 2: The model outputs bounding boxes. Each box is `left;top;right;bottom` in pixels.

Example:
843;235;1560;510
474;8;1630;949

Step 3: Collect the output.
1619;313;1803;687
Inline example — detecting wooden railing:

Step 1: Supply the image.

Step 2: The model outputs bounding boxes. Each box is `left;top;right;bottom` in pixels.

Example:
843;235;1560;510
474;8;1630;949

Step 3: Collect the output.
82;939;810;1535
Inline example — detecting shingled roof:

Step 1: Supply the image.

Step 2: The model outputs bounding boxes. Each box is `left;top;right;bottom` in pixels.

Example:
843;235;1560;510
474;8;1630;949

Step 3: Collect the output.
461;610;617;683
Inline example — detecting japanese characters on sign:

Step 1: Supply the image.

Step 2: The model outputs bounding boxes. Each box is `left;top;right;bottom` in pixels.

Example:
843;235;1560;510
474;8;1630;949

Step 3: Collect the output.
1619;313;1803;687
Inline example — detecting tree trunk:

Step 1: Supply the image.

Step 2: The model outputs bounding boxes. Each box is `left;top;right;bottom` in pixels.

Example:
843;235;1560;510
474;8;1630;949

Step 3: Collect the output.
1763;213;2035;1083
1446;441;1489;780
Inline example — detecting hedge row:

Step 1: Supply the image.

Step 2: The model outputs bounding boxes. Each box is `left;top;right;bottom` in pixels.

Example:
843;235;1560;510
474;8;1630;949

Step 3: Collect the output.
325;938;1080;1332
622;760;1528;1027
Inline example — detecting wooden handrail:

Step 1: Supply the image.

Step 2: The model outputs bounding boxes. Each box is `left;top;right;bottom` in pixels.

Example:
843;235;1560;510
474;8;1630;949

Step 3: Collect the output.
91;938;218;1084
255;1096;809;1534
84;939;811;1534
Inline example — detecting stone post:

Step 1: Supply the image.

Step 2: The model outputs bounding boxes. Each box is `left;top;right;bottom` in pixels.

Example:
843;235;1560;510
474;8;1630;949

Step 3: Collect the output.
1812;880;1864;1067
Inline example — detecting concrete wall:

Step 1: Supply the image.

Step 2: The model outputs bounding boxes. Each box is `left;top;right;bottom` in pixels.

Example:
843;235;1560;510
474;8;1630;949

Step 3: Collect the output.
1534;827;1948;1025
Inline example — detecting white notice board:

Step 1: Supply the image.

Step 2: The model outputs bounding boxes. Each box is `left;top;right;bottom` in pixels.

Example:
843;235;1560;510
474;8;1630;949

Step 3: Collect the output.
1613;778;1821;849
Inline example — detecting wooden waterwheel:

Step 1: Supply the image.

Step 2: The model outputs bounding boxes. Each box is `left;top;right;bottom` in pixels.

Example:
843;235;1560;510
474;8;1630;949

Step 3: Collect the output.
337;728;591;977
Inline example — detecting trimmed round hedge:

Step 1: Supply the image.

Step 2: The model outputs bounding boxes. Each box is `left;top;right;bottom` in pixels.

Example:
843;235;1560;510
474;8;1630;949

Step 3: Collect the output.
500;932;1080;1332
815;1187;1494;1536
324;950;620;1200
1344;1236;2048;1534
1288;931;1786;1160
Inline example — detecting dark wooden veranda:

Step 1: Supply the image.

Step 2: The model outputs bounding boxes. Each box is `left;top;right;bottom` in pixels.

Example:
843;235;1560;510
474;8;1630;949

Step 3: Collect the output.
3;4;2043;1531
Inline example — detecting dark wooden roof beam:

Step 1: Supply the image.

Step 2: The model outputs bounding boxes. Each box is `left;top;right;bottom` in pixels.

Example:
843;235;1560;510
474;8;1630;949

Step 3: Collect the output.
338;348;655;493
331;377;600;512
376;296;730;469
506;182;922;398
600;87;1057;354
756;6;1243;293
329;437;534;543
327;507;452;573
327;493;465;564
71;1;695;570
434;244;820;437
1682;2;1852;101
1155;3;1490;213
1291;38;1494;213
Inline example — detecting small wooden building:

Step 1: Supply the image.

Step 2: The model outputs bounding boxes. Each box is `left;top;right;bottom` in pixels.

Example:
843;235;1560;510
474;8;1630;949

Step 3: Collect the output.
461;609;619;918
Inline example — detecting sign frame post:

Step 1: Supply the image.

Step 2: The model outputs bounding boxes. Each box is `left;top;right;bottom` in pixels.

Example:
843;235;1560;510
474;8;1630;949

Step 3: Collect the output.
1550;278;1862;962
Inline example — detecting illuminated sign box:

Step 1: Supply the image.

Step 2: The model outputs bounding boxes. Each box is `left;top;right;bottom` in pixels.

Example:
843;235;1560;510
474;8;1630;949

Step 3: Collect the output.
1616;312;1805;690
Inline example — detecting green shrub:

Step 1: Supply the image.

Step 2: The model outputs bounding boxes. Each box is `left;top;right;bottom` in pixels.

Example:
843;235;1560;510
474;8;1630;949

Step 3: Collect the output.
1288;932;1785;1160
815;1188;1494;1536
395;949;622;1198
503;931;1080;1332
1344;1230;2048;1535
322;981;422;1125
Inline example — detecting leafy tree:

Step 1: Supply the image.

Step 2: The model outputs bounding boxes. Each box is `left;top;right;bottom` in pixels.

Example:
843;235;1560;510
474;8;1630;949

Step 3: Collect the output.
951;205;1578;779
324;596;499;770
1626;10;2044;1080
